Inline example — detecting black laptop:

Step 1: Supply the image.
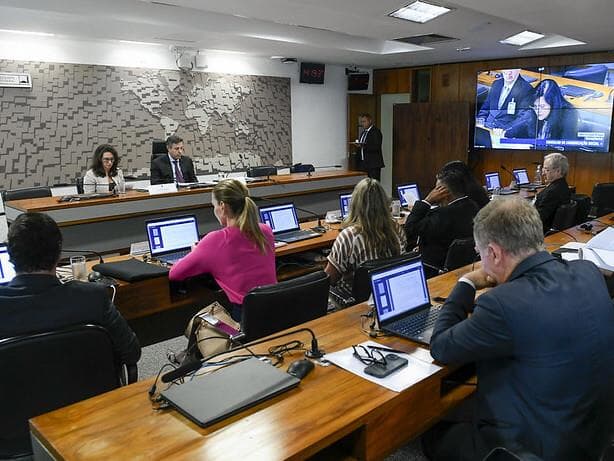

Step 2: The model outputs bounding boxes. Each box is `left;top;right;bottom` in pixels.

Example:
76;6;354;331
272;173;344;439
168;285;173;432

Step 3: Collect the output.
258;203;320;243
145;215;200;265
397;183;420;209
0;244;16;285
512;168;540;189
485;172;517;195
370;256;442;346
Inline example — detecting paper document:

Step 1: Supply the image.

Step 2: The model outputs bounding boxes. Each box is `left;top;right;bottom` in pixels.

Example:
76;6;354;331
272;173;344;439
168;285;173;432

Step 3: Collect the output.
581;227;614;270
586;227;614;251
324;340;441;392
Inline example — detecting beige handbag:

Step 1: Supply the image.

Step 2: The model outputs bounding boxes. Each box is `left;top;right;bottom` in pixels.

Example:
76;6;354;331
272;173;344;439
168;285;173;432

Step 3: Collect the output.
184;301;242;359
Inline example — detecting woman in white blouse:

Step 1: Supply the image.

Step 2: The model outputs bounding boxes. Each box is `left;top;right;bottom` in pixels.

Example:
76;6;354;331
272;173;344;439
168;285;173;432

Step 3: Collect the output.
83;144;126;194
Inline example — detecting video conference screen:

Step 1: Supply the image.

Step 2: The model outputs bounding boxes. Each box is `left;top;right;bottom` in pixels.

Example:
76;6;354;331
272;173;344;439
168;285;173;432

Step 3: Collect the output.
474;64;614;152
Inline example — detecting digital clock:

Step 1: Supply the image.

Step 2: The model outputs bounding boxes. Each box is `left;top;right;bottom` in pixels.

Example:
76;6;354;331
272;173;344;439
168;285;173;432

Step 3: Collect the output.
299;62;325;84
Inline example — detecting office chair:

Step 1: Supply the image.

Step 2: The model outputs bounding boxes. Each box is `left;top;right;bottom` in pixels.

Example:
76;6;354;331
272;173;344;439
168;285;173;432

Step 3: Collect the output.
591;183;614;217
352;252;420;304
571;194;591;225
240;271;330;342
0;324;137;459
151;140;167;157
76;177;85;194
549;201;578;233
482;447;543;461
421;238;478;277
1;186;52;203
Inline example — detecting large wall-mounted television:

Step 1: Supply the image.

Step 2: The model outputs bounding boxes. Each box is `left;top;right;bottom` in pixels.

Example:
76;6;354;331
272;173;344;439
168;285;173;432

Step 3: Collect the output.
474;64;614;152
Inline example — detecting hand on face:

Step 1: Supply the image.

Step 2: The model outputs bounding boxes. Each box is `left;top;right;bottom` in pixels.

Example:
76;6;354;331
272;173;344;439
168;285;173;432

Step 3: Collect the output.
462;267;496;290
425;184;450;205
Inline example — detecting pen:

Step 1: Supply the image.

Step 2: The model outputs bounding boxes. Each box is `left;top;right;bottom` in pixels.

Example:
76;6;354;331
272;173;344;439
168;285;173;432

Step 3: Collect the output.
367;345;409;355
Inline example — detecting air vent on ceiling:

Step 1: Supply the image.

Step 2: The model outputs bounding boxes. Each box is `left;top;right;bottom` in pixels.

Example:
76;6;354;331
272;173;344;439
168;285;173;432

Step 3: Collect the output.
154;37;198;44
394;34;457;45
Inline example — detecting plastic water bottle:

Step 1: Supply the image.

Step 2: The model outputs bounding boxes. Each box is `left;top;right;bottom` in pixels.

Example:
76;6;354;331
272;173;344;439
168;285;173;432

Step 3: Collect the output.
534;164;542;186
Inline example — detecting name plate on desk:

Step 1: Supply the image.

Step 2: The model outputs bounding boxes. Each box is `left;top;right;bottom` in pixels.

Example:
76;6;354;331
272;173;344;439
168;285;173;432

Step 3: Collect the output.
148;183;178;195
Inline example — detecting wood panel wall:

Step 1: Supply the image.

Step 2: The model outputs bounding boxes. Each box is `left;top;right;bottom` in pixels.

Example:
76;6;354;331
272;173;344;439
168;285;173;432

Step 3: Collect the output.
371;50;614;195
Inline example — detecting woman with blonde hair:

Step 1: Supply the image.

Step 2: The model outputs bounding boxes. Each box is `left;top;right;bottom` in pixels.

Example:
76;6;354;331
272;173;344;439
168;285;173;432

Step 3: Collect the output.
325;178;406;290
169;179;276;321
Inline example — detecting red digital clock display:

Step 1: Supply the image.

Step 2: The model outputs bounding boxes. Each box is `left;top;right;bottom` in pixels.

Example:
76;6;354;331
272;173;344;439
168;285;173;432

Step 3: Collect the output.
300;62;325;84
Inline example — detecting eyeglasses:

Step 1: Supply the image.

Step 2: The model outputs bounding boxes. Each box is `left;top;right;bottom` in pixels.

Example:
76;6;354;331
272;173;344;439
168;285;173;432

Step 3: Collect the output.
352;345;387;367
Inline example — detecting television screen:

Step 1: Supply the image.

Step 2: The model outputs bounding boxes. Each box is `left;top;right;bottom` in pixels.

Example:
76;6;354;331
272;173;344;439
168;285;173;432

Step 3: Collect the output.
474;64;614;152
300;62;325;84
348;73;370;91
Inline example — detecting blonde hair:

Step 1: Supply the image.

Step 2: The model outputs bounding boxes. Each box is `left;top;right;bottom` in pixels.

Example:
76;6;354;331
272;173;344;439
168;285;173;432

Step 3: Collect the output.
213;179;269;254
344;178;401;257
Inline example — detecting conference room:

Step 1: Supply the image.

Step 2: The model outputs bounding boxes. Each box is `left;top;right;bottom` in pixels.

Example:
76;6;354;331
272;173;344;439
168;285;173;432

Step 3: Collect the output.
2;0;614;460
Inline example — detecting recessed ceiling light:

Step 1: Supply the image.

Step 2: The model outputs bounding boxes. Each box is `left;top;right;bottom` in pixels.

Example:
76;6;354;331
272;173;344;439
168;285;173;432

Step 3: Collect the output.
499;30;544;46
0;28;55;37
118;40;161;46
389;1;452;24
270;56;285;60
519;34;586;50
456;46;471;52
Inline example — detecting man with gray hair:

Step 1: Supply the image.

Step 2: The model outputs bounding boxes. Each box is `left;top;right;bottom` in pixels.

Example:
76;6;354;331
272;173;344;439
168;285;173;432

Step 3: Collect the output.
424;197;614;460
534;152;571;232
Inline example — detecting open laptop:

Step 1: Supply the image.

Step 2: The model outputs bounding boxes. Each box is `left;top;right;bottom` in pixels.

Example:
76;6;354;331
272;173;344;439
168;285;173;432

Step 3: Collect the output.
146;215;200;265
339;193;352;220
485;172;517;195
370;256;442;346
512;168;539;189
258;203;320;243
0;244;16;285
397;183;420;209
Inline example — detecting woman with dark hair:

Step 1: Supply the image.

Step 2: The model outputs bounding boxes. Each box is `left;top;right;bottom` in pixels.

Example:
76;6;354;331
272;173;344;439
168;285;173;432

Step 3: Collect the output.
83;144;126;193
439;160;489;209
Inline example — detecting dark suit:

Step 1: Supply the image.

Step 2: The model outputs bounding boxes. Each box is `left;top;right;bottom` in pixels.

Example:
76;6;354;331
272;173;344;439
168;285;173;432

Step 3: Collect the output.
0;274;141;365
358;126;384;180
404;197;478;273
477;76;534;129
430;252;614;460
150;154;197;185
535;177;571;233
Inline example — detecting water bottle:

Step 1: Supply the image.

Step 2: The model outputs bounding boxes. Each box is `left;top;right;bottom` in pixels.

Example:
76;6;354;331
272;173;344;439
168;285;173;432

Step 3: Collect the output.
534;164;542;186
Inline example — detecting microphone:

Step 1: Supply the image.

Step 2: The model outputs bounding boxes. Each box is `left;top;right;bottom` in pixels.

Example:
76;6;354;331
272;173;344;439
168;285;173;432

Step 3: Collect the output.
161;327;324;383
253;196;327;233
61;248;104;264
500;164;518;189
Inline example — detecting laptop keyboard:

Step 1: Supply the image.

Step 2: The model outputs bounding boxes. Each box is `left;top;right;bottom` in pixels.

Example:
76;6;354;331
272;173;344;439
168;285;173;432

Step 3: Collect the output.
159;249;190;262
389;305;442;336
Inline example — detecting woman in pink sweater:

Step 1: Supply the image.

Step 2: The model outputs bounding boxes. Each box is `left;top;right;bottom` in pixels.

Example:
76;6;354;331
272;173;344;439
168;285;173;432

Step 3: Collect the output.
169;179;276;321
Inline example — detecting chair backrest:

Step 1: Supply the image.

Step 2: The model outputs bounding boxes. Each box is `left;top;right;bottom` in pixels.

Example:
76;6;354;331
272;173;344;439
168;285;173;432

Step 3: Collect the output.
76;177;85;194
2;186;52;203
352;252;419;304
241;271;330;342
0;325;124;458
443;238;477;272
551;201;578;231
591;183;614;217
571;193;591;225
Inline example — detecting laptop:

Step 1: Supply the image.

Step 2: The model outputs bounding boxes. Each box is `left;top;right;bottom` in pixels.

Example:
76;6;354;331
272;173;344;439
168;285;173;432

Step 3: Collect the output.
512;168;538;189
0;244;16;285
146;215;200;265
370;257;442;346
397;183;420;209
258;203;320;243
339;193;352;220
485;172;517;195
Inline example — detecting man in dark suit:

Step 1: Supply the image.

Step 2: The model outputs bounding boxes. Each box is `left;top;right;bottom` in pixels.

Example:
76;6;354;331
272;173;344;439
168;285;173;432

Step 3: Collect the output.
353;113;384;180
477;69;534;130
0;213;140;366
535;152;571;233
404;168;479;277
150;135;198;185
424;198;614;460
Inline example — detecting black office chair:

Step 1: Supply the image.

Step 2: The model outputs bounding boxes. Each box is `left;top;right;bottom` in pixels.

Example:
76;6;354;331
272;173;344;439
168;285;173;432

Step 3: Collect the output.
591;183;614;217
151;139;167;158
443;238;478;272
1;186;52;203
352;252;420;304
550;201;578;232
0;324;137;459
571;193;591;225
482;447;543;461
240;271;330;342
75;177;85;194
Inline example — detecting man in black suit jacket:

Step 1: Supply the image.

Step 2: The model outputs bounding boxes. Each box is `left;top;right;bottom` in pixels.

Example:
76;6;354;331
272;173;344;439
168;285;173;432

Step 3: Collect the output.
535;152;571;233
404;168;479;277
477;69;534;130
425;198;614;460
150;135;198;185
354;113;384;180
0;213;140;366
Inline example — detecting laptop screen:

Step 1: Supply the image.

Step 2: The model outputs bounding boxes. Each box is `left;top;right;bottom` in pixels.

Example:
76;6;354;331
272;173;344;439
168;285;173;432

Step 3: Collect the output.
370;258;431;323
512;168;530;185
485;172;501;191
339;193;352;219
397;183;420;208
146;215;199;256
259;203;300;234
0;244;16;285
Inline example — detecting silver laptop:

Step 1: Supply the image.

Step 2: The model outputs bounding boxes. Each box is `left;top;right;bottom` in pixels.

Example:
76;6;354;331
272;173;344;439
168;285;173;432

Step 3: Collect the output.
146;215;199;264
512;168;538;188
370;256;442;346
258;203;320;243
0;244;16;285
339;193;352;220
397;183;420;209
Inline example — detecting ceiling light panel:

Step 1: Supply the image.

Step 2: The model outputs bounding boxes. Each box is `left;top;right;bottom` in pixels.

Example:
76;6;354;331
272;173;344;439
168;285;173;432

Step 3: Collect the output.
389;1;452;24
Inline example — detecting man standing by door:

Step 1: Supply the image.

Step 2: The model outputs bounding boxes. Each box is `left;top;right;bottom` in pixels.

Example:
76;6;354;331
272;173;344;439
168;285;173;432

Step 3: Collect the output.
354;113;384;181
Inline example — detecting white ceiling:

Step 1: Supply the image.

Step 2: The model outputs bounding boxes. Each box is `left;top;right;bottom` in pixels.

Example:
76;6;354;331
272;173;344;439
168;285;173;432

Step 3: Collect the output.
0;0;612;68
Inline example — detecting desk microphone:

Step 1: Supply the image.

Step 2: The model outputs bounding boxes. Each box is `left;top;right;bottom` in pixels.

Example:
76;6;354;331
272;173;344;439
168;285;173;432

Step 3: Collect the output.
500;165;518;188
253;196;327;233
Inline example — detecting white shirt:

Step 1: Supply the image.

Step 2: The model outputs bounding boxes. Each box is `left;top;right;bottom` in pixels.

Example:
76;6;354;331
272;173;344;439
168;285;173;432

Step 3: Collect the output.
359;126;372;161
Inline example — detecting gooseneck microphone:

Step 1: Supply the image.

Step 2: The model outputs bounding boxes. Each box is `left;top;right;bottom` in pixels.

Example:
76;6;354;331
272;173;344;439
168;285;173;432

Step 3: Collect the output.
161;327;324;383
253;196;327;233
61;248;105;264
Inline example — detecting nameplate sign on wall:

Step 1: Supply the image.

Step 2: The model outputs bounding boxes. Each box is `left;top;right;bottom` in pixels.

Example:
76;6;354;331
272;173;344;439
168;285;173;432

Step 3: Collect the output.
148;184;178;195
0;72;32;88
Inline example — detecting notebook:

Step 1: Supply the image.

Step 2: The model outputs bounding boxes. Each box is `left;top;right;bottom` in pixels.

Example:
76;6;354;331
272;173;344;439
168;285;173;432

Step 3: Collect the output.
160;358;300;428
397;183;420;209
339;193;352;220
0;244;16;285
370;256;442;346
485;172;518;195
258;203;320;243
512;168;539;189
145;215;199;265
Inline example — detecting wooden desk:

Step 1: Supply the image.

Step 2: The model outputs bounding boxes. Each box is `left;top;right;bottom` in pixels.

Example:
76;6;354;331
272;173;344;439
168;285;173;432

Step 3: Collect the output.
30;275;473;461
4;171;364;253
